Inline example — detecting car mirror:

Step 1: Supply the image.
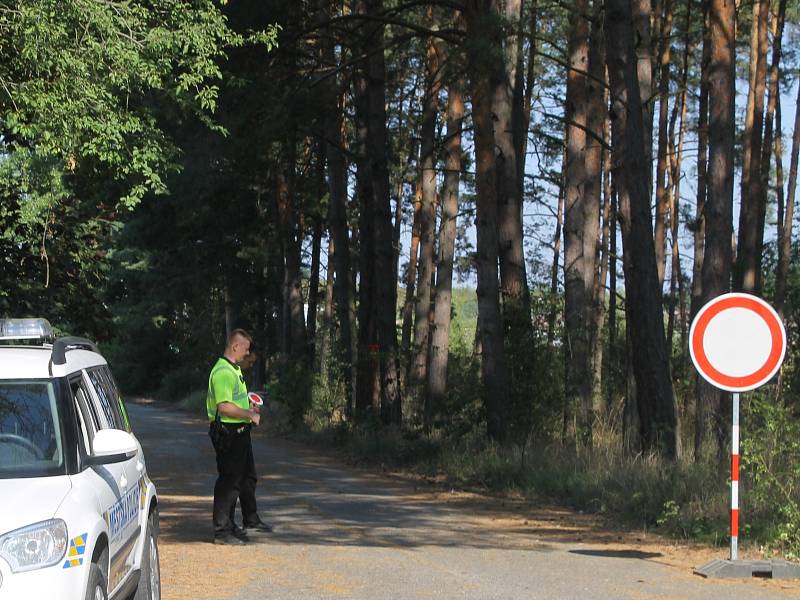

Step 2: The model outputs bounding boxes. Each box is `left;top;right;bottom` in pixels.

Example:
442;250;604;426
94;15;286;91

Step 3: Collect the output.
87;429;138;465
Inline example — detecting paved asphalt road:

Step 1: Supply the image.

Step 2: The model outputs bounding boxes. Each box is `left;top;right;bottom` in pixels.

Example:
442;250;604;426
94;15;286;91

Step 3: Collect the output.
126;401;798;600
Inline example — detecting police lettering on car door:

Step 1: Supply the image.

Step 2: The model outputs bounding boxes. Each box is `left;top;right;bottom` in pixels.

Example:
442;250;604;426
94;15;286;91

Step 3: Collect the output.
105;483;141;540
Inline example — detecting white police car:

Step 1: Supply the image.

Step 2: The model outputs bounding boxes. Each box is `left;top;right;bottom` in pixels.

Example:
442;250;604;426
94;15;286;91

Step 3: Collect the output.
0;319;160;600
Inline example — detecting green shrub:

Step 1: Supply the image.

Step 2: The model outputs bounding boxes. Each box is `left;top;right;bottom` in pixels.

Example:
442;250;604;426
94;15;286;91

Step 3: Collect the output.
741;393;800;558
177;389;207;414
156;365;206;403
304;372;347;429
268;362;313;428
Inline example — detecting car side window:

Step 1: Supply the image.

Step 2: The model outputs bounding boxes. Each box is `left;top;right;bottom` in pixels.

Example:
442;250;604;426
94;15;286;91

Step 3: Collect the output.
70;378;95;454
102;367;131;432
86;367;126;431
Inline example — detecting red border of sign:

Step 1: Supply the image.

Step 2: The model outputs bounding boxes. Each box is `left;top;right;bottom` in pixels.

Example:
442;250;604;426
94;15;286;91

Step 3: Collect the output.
689;293;786;392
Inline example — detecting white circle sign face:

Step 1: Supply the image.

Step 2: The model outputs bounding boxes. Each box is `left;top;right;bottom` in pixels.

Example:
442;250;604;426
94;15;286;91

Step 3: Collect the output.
689;293;786;392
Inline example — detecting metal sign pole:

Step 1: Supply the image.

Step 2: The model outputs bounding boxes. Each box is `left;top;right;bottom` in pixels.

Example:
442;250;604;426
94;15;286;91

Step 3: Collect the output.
731;392;739;561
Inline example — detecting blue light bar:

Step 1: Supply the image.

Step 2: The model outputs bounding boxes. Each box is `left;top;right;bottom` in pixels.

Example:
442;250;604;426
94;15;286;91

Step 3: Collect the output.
0;318;55;341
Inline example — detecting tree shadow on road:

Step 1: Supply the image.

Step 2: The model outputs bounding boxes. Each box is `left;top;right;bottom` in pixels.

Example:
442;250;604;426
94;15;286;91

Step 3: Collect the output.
132;401;667;553
569;549;663;559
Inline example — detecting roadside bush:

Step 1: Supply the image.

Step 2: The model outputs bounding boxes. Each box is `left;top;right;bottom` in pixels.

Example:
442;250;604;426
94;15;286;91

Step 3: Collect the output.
437;433;529;490
306;373;348;430
741;393;800;558
347;425;443;468
177;389;207;414
427;349;484;437
156;365;206;403
268;362;313;428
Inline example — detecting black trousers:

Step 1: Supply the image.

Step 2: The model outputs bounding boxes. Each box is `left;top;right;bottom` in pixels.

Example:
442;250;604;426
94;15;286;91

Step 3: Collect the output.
212;424;259;535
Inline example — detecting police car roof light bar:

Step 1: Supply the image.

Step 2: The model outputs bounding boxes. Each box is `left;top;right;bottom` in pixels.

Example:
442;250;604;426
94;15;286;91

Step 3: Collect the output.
51;337;99;366
0;318;55;342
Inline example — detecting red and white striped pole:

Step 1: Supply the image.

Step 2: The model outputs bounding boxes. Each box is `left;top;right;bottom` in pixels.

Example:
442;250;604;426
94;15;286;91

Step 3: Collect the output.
731;392;740;561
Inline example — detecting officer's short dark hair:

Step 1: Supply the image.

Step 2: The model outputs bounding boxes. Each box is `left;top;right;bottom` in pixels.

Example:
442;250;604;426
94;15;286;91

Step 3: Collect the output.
227;328;253;347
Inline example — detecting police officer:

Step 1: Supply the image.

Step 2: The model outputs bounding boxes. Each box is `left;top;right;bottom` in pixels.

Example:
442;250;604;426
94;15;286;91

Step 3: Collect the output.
207;329;272;545
235;348;273;537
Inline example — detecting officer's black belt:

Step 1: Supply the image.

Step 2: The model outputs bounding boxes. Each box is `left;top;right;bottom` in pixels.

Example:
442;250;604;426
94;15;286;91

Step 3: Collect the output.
221;422;251;434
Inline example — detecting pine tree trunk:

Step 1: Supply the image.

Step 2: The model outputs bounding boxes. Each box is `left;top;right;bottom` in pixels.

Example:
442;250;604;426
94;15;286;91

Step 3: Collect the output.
653;0;674;288
632;0;654;194
466;1;509;442
401;177;422;366
276;163;308;364
605;0;680;460
586;8;606;427
410;37;443;420
318;234;335;374
608;188;618;409
427;82;464;423
735;0;770;294
775;96;785;306
695;0;735;460
562;0;591;445
352;44;380;419
393;179;404;288
307;213;322;365
776;79;800;315
254;274;267;390
364;0;401;425
666;0;692;365
547;157;565;348
690;0;710;321
392;55;417;292
601;114;615;410
592;142;611;414
322;1;355;414
515;0;539;192
493;0;527;306
224;282;239;340
760;0;786;302
622;324;641;455
306;142;326;366
492;0;534;434
665;148;682;358
760;0;786;187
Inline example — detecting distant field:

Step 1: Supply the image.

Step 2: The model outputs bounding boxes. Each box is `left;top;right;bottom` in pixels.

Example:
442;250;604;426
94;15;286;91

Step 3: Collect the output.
397;287;477;352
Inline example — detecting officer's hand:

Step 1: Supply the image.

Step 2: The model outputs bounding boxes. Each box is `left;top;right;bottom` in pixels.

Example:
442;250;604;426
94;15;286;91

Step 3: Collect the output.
249;410;261;426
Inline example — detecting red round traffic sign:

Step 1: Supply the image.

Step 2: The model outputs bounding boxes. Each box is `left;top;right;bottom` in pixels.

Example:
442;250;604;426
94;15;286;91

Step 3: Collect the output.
689;293;786;392
248;392;263;406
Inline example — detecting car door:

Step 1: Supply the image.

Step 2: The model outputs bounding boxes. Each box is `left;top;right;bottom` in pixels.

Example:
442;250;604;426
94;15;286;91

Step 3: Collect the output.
69;375;127;586
83;367;142;592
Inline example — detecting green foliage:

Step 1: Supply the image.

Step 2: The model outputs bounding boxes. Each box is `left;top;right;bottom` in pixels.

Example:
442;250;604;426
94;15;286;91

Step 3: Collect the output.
0;188;116;338
177;389;208;414
268;363;314;428
305;372;348;431
449;288;478;347
434;436;728;538
504;287;565;444
0;0;253;214
156;365;207;403
741;394;800;559
299;421;444;471
427;287;563;444
0;0;279;338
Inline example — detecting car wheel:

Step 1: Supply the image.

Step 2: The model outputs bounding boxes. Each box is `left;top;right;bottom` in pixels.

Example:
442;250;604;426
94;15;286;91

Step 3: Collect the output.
133;511;161;600
85;558;108;600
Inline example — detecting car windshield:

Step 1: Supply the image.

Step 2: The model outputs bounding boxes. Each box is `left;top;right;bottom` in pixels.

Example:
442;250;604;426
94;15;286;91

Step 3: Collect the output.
0;380;65;478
